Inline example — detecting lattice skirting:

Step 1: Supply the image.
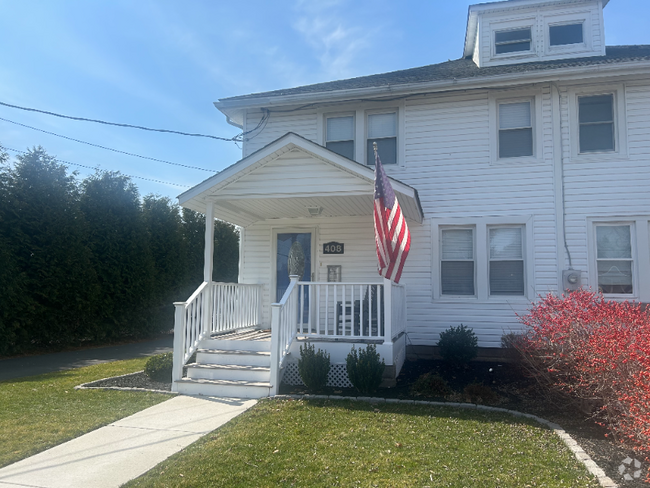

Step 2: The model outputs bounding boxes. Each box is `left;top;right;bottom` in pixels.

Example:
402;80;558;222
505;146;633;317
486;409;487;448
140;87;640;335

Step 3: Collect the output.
281;361;353;388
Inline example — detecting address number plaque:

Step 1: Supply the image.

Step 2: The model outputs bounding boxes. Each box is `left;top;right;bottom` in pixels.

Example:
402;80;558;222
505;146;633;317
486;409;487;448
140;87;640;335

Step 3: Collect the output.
323;241;344;255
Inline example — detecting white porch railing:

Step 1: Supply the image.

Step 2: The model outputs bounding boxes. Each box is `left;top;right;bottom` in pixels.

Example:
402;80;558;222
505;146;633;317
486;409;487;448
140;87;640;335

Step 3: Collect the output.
270;275;300;396
172;281;262;388
292;280;405;341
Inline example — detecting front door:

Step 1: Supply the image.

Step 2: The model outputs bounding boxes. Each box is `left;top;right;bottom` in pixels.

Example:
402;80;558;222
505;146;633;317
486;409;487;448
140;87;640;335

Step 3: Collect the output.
276;232;312;302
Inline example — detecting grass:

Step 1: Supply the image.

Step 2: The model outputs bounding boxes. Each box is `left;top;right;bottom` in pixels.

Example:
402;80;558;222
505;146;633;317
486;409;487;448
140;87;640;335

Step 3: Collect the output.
0;358;170;468
125;398;600;488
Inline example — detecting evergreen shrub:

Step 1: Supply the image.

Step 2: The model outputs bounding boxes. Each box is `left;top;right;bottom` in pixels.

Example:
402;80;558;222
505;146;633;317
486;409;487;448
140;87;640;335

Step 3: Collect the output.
437;324;478;366
346;344;385;393
298;343;330;392
144;352;173;383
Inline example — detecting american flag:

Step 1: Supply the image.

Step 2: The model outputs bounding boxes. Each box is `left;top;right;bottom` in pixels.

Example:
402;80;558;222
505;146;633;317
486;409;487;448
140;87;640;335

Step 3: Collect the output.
373;146;411;283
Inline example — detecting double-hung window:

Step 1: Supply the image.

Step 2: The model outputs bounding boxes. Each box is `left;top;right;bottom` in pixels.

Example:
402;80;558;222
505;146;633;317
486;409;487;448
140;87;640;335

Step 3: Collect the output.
498;101;533;158
579;94;615;153
326;115;355;160
596;224;633;295
495;28;532;54
441;228;475;296
489;227;525;296
367;112;397;165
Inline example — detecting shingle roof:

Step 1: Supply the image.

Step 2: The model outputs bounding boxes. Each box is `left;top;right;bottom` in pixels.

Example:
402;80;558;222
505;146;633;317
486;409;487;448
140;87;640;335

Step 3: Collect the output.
220;46;650;103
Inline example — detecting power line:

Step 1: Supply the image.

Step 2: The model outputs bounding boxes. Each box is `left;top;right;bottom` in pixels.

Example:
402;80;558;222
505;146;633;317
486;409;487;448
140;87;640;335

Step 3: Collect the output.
0;100;241;142
0;116;214;172
4;147;191;188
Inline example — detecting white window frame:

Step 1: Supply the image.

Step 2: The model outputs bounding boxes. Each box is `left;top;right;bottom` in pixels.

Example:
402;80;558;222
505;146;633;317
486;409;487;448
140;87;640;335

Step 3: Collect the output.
431;216;534;302
543;10;592;56
489;89;543;164
489;17;536;61
440;227;476;297
365;109;398;166
317;102;405;167
569;84;628;161
324;113;355;160
488;225;526;297
586;219;650;301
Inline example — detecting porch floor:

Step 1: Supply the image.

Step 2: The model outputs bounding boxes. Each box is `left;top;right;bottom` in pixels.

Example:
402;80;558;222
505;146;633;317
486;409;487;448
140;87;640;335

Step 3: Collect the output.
211;328;271;341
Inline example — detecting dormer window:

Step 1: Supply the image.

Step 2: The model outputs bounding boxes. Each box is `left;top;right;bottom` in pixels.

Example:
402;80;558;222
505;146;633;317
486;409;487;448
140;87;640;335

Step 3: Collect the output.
550;23;584;46
495;28;532;54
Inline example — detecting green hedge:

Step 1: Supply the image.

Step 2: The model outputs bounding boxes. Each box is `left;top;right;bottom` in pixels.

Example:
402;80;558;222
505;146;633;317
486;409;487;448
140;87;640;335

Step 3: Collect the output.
0;146;239;356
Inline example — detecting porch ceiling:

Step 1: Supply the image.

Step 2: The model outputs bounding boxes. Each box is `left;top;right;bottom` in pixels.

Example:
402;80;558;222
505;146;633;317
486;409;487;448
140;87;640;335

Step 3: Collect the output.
178;133;423;227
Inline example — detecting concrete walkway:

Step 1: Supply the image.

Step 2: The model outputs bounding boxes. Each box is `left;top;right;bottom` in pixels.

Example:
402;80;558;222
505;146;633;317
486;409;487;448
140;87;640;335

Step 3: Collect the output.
0;395;257;488
0;336;173;382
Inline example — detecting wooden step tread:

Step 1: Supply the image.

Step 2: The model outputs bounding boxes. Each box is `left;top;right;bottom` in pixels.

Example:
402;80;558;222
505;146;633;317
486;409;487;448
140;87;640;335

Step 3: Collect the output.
198;348;270;356
175;377;271;388
187;363;270;372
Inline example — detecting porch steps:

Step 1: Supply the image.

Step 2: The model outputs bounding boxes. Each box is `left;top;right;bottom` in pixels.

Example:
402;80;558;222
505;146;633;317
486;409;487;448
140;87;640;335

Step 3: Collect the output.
175;328;273;399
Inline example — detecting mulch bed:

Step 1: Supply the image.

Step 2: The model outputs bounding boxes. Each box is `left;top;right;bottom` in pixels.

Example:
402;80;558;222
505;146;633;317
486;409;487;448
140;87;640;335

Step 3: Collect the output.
91;359;648;486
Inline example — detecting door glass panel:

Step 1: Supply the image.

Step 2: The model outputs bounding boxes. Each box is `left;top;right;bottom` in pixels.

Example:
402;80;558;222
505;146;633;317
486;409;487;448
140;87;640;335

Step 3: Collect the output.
276;232;312;302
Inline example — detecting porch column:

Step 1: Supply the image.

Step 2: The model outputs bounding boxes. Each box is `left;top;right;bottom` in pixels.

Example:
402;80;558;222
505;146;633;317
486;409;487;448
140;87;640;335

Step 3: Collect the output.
204;200;215;283
383;277;393;344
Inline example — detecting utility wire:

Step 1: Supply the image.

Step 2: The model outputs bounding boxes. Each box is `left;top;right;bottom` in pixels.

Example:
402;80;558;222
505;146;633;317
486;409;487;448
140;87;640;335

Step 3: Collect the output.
0;116;213;172
0;100;240;142
4;147;191;188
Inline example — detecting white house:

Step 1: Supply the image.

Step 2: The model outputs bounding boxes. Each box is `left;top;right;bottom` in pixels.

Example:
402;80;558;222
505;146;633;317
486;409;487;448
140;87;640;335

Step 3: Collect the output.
171;0;650;398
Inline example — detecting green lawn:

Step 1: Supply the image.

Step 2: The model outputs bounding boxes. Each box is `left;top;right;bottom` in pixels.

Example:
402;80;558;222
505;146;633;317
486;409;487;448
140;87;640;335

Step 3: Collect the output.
125;398;599;488
0;358;171;468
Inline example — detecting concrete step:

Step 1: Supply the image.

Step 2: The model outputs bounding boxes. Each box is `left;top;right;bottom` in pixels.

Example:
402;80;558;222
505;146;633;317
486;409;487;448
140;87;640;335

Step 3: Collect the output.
175;378;272;399
196;349;271;367
201;338;271;352
186;363;270;382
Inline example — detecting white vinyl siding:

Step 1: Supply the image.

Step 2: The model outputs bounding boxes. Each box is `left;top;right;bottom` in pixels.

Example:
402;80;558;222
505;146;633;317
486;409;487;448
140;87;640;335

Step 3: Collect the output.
440;228;475;296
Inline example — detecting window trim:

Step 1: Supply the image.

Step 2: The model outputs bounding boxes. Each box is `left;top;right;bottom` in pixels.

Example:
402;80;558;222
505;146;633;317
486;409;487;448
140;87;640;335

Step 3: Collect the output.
489;90;543;165
543;10;593;56
549;22;584;48
431;217;533;302
318;102;405;167
489;17;536;61
569;84;628;161
440;226;476;297
588;221;637;299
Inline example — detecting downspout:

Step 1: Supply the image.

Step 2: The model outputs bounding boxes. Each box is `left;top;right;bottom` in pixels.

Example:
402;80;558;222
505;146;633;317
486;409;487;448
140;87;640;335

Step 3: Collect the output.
551;82;573;290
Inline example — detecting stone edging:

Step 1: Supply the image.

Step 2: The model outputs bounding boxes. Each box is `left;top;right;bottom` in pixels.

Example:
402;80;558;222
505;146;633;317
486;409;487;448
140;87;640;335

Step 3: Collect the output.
274;394;618;488
74;371;178;395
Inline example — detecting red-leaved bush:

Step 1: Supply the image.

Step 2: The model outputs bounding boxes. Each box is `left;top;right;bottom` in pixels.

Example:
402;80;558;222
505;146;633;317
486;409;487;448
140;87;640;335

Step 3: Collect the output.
517;289;650;480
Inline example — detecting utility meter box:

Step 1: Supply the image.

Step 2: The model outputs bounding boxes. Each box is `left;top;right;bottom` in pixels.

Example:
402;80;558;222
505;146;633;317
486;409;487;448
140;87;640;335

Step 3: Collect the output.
562;269;582;292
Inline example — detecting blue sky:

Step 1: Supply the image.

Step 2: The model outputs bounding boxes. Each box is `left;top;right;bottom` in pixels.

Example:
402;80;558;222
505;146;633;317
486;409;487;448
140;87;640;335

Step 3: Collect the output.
0;0;647;201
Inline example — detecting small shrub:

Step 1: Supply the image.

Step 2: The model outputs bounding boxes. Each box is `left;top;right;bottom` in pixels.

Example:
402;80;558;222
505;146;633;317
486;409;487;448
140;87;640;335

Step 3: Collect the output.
346;344;385;394
463;383;499;405
144;352;173;383
437;324;478;367
411;372;451;398
298;342;330;392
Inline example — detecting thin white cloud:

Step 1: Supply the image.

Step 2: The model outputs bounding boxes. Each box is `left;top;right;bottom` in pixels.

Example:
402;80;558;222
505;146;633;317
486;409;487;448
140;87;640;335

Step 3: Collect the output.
292;0;377;80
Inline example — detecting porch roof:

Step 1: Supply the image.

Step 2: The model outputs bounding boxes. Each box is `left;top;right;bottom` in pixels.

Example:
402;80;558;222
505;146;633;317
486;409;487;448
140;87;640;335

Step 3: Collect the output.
178;133;424;227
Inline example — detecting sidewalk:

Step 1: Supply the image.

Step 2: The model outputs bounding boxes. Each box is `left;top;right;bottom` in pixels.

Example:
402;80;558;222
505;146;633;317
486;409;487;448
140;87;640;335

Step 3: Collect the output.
0;395;257;488
0;336;173;382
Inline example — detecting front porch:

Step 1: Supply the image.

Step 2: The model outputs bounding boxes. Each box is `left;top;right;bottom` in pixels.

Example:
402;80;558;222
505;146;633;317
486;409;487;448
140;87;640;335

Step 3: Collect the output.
171;278;407;398
171;133;422;398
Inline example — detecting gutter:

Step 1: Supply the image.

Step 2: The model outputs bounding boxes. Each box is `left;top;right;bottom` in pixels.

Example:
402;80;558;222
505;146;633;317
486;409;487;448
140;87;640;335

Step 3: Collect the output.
215;60;650;124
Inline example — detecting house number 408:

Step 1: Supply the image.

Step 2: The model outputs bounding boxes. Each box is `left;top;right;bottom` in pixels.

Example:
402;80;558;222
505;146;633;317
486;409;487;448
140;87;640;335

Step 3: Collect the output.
323;242;344;254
